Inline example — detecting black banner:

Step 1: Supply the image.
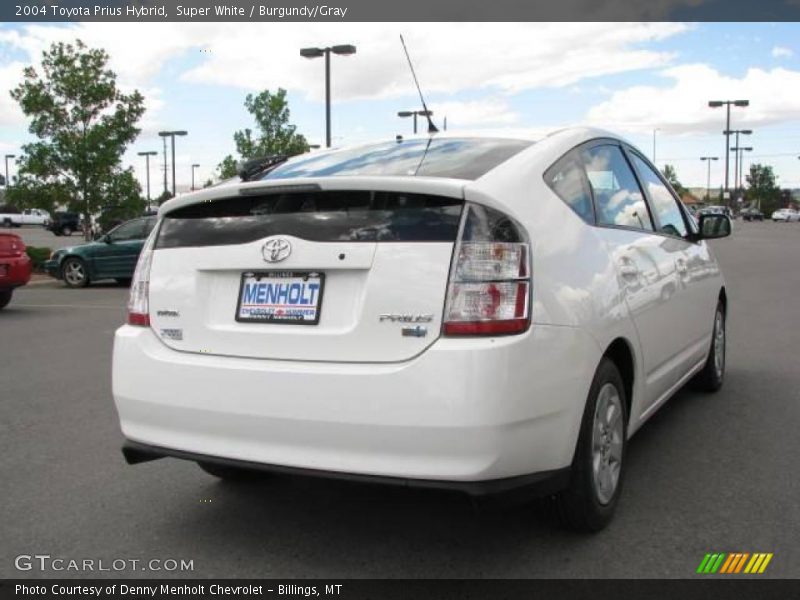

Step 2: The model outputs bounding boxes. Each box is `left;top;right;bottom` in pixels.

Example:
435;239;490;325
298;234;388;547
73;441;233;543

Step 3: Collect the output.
3;0;800;22
2;580;800;600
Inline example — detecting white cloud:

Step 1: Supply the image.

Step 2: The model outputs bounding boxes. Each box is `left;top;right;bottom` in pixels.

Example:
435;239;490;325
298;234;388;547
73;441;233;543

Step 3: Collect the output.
0;22;688;106
772;46;794;58
585;64;800;134
426;98;518;128
0;61;27;127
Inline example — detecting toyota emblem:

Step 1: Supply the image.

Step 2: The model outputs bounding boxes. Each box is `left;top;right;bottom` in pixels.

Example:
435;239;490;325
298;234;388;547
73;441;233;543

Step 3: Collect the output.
262;238;292;263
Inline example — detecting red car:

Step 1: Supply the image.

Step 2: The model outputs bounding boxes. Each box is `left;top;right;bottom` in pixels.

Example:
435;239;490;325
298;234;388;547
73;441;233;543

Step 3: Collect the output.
0;232;32;309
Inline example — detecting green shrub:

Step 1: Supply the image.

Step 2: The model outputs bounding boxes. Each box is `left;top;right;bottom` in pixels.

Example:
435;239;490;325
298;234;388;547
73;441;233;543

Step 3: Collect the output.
26;246;52;272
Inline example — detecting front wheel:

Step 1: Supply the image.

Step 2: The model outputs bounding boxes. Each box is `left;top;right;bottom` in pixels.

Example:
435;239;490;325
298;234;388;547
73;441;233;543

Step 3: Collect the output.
556;357;628;532
0;289;12;310
691;301;725;392
61;257;90;288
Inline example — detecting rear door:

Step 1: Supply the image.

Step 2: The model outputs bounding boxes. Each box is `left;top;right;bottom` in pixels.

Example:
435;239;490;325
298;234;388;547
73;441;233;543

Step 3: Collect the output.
93;218;149;278
148;179;465;363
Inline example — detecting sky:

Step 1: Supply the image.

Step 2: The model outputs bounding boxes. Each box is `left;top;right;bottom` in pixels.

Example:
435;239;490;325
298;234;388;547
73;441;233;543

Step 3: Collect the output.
0;21;799;195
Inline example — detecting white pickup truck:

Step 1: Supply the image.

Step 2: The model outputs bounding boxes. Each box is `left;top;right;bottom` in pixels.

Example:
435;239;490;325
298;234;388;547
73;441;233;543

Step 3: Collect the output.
0;208;51;227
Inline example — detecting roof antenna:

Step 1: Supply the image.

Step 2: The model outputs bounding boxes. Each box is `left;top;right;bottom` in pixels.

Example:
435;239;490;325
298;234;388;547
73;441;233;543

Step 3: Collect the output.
400;34;438;134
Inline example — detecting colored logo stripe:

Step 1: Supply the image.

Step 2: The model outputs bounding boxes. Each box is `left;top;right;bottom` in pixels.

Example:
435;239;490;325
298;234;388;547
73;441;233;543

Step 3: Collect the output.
697;552;773;574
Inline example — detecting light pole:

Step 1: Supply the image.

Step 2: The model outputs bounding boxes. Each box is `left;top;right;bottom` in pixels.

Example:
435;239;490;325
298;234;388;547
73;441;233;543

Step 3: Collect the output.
300;44;356;148
725;129;752;194
398;110;433;135
158;130;188;196
191;163;200;191
652;128;659;165
137;151;157;203
700;156;719;202
4;154;16;188
708;99;749;202
731;146;753;191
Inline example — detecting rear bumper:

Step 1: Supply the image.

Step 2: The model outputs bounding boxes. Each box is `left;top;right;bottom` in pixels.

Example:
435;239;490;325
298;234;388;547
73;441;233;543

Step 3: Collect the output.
113;324;601;484
0;255;32;289
122;439;570;497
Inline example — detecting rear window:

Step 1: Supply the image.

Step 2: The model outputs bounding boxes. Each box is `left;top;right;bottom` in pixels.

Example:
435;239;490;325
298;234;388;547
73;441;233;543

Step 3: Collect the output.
157;191;463;248
261;138;533;181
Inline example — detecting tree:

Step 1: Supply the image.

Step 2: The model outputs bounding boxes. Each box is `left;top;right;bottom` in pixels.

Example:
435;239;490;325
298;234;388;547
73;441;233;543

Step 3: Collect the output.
661;164;687;197
9;39;145;239
745;164;781;215
95;169;146;233
218;88;309;179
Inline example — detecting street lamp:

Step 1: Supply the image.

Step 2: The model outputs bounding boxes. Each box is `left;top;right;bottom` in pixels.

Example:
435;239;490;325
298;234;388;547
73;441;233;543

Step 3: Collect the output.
708;99;749;200
158;130;188;196
191;163;200;191
300;44;356;148
398;110;433;135
724;129;752;193
700;156;719;202
730;146;753;191
4;154;15;188
137;151;158;203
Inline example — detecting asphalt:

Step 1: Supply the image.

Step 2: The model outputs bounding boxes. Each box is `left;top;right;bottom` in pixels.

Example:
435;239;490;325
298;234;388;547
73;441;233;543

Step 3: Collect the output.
1;221;798;579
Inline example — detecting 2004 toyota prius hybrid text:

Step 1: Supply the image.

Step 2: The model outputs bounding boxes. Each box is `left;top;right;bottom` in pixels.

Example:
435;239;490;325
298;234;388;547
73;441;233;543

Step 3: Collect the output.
113;128;732;531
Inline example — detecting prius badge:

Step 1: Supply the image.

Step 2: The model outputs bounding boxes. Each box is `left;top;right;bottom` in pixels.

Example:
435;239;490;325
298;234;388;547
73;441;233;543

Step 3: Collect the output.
262;238;292;263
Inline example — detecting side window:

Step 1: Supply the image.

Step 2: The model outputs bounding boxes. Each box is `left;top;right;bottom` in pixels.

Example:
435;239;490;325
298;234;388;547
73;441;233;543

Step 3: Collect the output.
110;219;146;242
544;152;594;223
581;145;653;231
629;153;688;238
144;217;157;236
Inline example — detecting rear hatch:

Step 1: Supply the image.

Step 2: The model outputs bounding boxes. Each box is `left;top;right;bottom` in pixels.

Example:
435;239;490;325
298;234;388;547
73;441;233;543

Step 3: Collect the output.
148;178;465;363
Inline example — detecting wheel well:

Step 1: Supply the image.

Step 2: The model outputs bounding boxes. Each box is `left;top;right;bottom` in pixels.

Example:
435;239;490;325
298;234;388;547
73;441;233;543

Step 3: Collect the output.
604;338;634;422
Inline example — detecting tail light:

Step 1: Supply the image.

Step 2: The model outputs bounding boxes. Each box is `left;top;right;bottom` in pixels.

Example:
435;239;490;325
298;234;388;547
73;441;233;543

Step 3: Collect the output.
443;203;530;336
127;223;160;327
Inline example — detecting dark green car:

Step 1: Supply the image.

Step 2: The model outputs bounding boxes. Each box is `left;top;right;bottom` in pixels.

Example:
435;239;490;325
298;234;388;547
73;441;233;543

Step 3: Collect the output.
44;216;157;288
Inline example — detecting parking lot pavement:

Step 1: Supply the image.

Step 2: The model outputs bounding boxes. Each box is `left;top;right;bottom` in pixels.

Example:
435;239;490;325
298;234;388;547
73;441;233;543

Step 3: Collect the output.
1;220;798;579
1;224;89;251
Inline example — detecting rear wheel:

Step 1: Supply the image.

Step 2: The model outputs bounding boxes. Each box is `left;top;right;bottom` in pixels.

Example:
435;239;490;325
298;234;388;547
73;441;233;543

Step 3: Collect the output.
61;225;73;236
691;301;725;392
0;289;12;310
62;257;89;288
115;278;132;287
197;461;265;481
556;357;627;532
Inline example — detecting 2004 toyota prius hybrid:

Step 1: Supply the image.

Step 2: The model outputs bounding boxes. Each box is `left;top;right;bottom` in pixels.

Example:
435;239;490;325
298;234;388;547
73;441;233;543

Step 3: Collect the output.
113;128;732;531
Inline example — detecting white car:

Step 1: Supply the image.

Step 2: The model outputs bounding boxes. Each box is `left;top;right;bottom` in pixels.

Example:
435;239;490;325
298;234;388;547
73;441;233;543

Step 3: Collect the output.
771;208;799;222
0;207;51;228
113;128;731;531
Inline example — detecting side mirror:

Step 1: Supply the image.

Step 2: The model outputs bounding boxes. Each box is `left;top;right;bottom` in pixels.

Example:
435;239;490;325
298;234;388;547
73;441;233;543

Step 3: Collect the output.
102;234;113;244
696;214;732;240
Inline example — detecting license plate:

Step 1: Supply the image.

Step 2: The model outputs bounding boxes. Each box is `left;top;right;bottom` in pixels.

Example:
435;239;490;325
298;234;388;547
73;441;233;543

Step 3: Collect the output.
236;271;324;325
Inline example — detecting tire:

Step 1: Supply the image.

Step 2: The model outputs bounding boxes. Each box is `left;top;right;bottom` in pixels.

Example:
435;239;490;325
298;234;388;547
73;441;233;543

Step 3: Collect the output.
556;357;628;532
61;257;90;288
0;289;12;310
691;301;725;393
115;278;132;287
197;461;264;481
61;226;73;236
2;219;11;228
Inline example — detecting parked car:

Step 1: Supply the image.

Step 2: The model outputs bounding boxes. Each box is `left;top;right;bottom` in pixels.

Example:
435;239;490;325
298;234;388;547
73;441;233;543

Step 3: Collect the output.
0;232;32;309
43;216;157;288
771;208;800;222
45;211;81;236
114;129;732;531
740;207;764;221
697;205;731;217
0;206;51;228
